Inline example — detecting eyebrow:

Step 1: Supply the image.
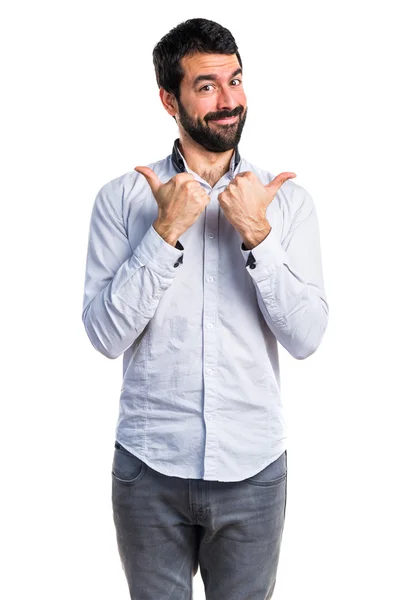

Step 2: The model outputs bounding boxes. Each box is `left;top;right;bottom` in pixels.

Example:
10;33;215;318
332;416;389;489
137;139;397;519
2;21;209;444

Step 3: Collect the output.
193;67;243;87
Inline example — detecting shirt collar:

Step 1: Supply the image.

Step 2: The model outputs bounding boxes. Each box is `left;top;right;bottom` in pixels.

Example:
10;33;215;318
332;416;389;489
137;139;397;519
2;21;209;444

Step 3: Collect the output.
171;138;241;179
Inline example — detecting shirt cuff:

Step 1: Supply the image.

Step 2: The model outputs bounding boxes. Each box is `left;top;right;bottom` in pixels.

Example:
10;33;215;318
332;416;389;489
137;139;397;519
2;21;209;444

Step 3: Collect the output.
240;227;286;278
133;225;184;276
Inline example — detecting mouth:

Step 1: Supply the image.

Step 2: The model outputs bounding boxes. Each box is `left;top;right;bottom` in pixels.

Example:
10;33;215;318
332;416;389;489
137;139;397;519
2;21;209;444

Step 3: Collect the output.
209;115;238;125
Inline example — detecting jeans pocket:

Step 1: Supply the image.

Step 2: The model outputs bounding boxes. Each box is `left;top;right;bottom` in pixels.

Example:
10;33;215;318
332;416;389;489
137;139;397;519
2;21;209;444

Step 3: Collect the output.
112;441;147;486
245;450;287;486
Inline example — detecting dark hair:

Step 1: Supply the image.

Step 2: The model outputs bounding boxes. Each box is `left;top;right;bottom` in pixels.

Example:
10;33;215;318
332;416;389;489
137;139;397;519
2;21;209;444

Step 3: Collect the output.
153;18;242;100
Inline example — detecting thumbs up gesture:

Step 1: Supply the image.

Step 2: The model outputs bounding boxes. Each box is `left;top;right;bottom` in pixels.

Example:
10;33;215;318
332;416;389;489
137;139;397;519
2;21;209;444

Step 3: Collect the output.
217;171;297;249
135;166;211;246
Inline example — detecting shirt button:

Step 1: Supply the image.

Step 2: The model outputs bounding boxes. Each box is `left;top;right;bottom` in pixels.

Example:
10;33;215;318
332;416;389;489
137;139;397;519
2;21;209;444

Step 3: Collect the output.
208;233;214;239
206;368;213;375
250;264;256;269
206;323;214;329
205;413;214;421
207;276;214;282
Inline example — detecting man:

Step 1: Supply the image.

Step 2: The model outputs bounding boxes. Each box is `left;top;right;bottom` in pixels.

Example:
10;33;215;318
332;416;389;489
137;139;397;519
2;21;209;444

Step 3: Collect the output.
82;17;329;600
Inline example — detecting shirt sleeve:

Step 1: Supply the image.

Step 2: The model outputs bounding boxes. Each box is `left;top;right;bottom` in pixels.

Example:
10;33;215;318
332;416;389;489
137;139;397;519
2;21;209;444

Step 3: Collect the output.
240;191;329;360
82;180;184;359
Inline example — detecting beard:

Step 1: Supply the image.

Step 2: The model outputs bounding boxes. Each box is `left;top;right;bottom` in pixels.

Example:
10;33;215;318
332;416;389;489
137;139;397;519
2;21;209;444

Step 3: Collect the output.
176;99;247;153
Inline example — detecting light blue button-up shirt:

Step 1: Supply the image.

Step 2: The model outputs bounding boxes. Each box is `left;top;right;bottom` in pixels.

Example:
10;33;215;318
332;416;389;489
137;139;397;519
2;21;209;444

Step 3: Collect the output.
82;139;329;481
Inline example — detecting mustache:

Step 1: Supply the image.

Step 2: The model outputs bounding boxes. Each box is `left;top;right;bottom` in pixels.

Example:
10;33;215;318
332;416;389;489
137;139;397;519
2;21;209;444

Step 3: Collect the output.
205;105;245;122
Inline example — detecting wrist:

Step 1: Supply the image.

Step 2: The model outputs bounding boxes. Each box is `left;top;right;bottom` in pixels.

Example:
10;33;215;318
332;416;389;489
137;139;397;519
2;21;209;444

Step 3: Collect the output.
242;221;272;250
153;219;179;247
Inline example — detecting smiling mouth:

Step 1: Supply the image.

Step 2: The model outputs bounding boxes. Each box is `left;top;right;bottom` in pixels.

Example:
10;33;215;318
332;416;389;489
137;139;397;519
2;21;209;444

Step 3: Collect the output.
209;116;238;125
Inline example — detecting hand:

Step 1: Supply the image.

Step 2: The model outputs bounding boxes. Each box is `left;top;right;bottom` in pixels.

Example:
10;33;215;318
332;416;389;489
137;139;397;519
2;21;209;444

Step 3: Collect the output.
217;171;297;246
135;166;211;245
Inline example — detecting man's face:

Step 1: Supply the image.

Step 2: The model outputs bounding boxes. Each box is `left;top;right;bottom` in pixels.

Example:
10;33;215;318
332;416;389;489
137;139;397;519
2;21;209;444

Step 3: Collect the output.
175;52;248;153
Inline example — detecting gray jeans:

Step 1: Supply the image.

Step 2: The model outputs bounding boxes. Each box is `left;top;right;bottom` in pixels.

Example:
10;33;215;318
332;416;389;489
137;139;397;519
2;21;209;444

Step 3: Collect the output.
112;441;287;600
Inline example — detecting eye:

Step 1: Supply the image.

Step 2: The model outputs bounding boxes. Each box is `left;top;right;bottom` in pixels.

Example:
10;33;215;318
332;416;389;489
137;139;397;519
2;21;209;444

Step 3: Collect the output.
231;78;242;86
200;84;214;92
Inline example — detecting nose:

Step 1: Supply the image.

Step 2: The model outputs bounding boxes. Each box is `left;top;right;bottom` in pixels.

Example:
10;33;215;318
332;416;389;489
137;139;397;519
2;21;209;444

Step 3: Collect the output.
215;85;237;112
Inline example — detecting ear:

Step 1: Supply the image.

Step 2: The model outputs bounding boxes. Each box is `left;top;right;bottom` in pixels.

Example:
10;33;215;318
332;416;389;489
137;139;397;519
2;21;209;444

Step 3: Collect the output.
159;88;177;118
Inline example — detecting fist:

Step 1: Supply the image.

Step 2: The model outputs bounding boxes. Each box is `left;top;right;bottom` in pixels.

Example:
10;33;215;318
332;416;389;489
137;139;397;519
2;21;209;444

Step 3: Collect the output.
217;170;296;234
135;166;211;241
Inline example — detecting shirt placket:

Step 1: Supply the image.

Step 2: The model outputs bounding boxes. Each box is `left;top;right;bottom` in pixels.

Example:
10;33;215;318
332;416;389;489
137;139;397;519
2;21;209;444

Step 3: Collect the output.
202;185;223;480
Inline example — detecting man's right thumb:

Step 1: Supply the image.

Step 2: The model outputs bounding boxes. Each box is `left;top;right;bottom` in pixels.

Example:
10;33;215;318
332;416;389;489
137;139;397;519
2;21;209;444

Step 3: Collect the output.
135;166;162;195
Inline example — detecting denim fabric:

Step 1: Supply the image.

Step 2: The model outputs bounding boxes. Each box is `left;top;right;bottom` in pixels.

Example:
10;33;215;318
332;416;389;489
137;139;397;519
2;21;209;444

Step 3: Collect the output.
112;441;287;599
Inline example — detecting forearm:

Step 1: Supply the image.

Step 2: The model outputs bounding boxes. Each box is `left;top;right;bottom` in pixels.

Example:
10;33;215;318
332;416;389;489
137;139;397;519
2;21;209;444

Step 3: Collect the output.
253;263;329;359
241;207;329;360
82;225;183;359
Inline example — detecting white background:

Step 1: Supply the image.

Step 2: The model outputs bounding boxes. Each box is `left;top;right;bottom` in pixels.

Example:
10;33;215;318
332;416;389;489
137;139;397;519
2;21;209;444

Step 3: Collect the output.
2;1;399;598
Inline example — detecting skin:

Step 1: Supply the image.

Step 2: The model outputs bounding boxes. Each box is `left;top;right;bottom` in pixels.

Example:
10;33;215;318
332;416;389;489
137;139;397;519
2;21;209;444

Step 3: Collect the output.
135;52;296;249
164;53;248;184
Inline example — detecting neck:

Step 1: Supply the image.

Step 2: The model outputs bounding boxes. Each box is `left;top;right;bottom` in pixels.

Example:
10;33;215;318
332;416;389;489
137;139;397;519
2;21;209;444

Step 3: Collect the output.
178;134;235;188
